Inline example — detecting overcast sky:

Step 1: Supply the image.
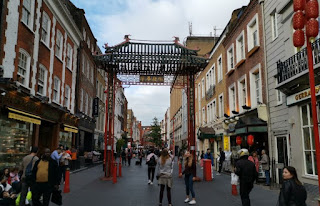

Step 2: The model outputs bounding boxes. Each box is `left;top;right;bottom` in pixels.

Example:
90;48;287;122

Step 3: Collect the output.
70;0;250;125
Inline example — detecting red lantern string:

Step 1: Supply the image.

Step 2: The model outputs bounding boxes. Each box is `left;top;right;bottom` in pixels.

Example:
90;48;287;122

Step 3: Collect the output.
294;0;306;12
306;18;319;38
305;0;319;19
293;11;306;30
293;29;305;48
236;136;242;145
247;135;254;146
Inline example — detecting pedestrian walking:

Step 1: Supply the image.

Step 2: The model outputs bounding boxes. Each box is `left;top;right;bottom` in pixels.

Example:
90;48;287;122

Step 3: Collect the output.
248;151;259;182
146;148;158;185
31;148;60;206
127;148;133;166
180;151;196;205
138;149;143;166
71;146;77;170
217;147;225;175
204;148;214;179
259;149;270;186
19;146;39;206
157;149;173;206
121;149;127;166
277;166;307;206
235;148;258;206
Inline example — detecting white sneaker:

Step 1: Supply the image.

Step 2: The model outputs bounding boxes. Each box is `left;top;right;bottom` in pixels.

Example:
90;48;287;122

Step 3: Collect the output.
189;200;196;205
150;182;153;185
184;198;190;203
216;173;221;176
148;180;151;184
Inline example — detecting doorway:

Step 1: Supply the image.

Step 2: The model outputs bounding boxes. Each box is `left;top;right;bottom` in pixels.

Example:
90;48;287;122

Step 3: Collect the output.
276;135;289;184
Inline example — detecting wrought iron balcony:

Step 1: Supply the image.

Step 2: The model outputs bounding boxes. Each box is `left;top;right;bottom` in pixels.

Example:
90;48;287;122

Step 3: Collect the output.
205;85;215;100
276;38;320;95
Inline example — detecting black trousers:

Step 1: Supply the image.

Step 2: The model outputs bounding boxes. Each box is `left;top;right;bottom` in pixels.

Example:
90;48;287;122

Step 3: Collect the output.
239;182;253;206
32;182;52;206
219;161;224;173
148;167;155;181
159;184;171;204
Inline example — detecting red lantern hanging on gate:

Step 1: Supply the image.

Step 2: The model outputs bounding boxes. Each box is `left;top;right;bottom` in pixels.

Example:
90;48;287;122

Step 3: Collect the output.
209;138;214;143
236;136;242;145
294;0;306;12
306;18;319;38
247;135;254;146
293;11;306;30
293;29;305;48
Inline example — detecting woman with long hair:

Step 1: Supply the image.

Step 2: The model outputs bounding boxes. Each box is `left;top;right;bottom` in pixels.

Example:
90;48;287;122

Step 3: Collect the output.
277;166;307;206
157;148;173;206
179;151;196;205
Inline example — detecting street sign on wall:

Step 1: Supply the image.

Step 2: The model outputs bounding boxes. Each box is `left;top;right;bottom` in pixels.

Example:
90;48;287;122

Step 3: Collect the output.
93;97;99;117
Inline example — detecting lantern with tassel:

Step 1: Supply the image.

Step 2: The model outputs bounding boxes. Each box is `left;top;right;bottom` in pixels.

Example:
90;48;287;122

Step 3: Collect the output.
236;136;242;145
293;11;306;30
247;135;254;146
306;18;319;38
305;0;319;19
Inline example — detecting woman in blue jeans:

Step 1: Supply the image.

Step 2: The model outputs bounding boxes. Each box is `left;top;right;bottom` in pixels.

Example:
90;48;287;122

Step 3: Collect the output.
180;151;196;205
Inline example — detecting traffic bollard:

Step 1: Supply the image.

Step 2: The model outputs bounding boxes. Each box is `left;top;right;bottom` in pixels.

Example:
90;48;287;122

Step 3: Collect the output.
179;163;182;178
232;184;238;196
113;162;117;184
64;168;70;193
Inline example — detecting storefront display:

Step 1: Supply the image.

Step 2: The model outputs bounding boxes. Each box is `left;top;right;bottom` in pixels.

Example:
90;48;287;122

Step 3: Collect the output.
59;131;72;149
0;115;33;170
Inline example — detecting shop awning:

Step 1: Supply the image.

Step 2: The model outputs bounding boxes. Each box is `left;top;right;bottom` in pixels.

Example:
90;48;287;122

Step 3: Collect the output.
197;127;223;140
8;107;41;125
235;115;267;134
64;124;78;133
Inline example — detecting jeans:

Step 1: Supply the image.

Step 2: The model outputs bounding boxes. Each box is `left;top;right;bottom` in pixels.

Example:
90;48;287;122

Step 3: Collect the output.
184;174;195;198
148;167;155;182
265;170;270;185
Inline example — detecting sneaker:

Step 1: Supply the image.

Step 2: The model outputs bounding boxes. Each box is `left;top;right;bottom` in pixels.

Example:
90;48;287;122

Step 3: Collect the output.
216;173;221;176
189;200;196;205
184;198;190;203
148;180;151;184
150;182;153;185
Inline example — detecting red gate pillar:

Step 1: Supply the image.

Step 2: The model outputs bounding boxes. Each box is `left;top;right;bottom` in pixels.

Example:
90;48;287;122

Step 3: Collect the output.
187;72;199;181
102;70;115;180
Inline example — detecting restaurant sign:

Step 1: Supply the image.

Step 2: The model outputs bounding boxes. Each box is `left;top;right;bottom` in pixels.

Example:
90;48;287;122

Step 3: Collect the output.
287;85;320;106
140;75;164;83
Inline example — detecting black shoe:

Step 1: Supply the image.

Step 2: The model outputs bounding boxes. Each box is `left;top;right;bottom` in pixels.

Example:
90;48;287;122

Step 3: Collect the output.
264;184;270;186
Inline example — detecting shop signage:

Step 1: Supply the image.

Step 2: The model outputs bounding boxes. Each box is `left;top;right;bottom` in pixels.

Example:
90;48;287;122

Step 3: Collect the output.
228;123;236;133
287;84;320;106
223;136;230;151
140;75;164;83
64;124;78;133
8;107;41;125
92;97;99;117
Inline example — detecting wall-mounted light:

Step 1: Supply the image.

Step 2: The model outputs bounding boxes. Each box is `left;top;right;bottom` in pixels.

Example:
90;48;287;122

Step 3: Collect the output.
232;110;239;115
224;113;230;118
242;105;251;110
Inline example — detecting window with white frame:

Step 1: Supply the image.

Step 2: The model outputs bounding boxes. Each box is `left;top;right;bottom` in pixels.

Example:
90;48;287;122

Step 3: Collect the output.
250;65;262;108
85;92;88;115
87;38;91;49
41;12;50;46
236;31;245;62
198;83;201;100
80;89;84;111
17;50;30;86
212;100;216;120
202;107;205;125
271;11;278;40
207;105;210;123
227;45;234;72
210;103;213;122
53;76;60;103
247;14;259;51
238;77;247;113
212;64;216;86
66;44;73;69
38;65;47;95
91;65;94;83
219;94;224;118
22;0;33;27
206;73;210;92
301;103;319;176
83;29;86;40
55;30;63;59
201;78;205;98
229;84;236;114
65;85;70;109
217;56;223;82
87;61;90;79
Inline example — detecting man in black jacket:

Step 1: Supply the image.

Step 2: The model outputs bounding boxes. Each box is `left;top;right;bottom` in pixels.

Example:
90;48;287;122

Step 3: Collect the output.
217;147;225;175
235;149;258;206
31;148;60;206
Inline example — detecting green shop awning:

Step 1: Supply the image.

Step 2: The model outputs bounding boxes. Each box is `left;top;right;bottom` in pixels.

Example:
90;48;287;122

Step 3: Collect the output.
197;127;223;140
235;114;267;135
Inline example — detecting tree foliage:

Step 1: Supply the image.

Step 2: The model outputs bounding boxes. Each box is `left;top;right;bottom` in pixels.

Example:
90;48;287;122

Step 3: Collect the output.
149;117;163;147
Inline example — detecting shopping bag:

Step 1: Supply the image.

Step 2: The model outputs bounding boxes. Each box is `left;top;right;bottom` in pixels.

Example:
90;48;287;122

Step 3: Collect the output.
51;189;62;205
231;173;239;185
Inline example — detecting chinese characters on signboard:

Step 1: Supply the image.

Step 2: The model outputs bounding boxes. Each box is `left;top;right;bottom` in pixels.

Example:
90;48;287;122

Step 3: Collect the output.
140;75;164;83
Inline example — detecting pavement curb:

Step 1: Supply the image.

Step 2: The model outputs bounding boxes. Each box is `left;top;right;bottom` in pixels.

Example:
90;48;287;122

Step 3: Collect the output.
70;161;102;174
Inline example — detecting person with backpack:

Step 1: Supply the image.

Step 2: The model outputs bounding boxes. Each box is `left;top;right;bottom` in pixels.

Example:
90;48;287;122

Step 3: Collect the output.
127;148;133;166
19;146;39;206
278;166;307;206
146;148;158;185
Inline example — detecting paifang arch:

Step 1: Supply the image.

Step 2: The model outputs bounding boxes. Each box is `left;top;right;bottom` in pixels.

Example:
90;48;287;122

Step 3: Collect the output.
94;36;208;178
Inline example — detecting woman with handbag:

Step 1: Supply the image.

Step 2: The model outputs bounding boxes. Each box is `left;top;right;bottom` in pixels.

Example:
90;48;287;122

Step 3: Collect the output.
179;151;196;205
157;149;173;206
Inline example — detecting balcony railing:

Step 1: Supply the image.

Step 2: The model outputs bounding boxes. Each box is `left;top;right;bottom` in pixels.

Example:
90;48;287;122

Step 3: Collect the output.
277;38;320;84
206;85;215;100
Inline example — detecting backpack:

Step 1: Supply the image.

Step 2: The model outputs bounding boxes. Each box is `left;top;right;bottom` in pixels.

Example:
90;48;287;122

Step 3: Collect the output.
148;155;156;167
25;156;35;183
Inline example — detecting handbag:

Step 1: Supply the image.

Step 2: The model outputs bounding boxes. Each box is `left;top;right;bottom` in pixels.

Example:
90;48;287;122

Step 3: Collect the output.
51;189;62;205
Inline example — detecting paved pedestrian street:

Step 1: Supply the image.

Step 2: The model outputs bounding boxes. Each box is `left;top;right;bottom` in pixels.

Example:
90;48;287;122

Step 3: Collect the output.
57;159;284;206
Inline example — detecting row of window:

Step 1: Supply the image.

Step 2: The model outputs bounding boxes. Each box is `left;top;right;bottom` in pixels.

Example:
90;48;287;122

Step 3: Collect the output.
80;89;93;118
82;53;95;84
